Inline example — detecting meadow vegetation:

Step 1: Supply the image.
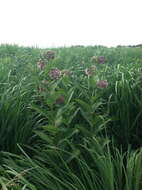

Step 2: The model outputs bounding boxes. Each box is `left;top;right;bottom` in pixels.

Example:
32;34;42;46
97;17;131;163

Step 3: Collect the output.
0;44;142;189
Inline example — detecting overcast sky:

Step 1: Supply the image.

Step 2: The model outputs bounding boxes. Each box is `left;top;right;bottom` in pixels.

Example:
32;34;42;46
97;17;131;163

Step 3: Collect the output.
0;0;141;48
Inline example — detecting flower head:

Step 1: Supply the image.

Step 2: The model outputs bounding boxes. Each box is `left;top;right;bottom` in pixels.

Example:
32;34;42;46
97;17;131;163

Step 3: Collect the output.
43;50;55;60
98;56;105;64
85;65;96;76
37;60;45;70
91;56;98;62
96;80;108;88
49;68;61;80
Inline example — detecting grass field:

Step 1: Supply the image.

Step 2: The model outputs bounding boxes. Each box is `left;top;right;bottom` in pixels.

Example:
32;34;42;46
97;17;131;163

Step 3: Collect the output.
0;44;142;190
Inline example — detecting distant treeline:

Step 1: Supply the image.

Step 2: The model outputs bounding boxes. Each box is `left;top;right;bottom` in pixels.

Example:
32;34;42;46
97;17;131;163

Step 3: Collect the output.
117;44;142;48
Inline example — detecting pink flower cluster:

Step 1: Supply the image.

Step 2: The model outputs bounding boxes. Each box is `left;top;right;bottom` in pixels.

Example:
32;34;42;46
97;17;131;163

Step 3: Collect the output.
96;80;108;88
43;50;55;60
37;50;55;70
98;56;105;64
85;65;96;76
37;59;45;70
91;55;105;64
49;68;61;80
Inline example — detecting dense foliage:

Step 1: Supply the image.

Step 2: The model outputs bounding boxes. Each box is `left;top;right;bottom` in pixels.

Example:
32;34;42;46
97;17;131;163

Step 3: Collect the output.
0;44;142;189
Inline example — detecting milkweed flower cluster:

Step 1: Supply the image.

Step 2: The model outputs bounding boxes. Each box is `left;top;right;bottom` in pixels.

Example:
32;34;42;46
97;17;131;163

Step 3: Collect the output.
49;68;61;80
37;59;45;70
37;50;55;70
96;80;108;88
91;55;105;64
98;56;105;64
85;65;96;76
43;50;55;61
91;56;98;62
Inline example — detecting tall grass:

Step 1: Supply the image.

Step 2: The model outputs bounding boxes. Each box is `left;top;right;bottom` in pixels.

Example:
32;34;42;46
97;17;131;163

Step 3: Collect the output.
106;63;142;149
1;136;142;190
